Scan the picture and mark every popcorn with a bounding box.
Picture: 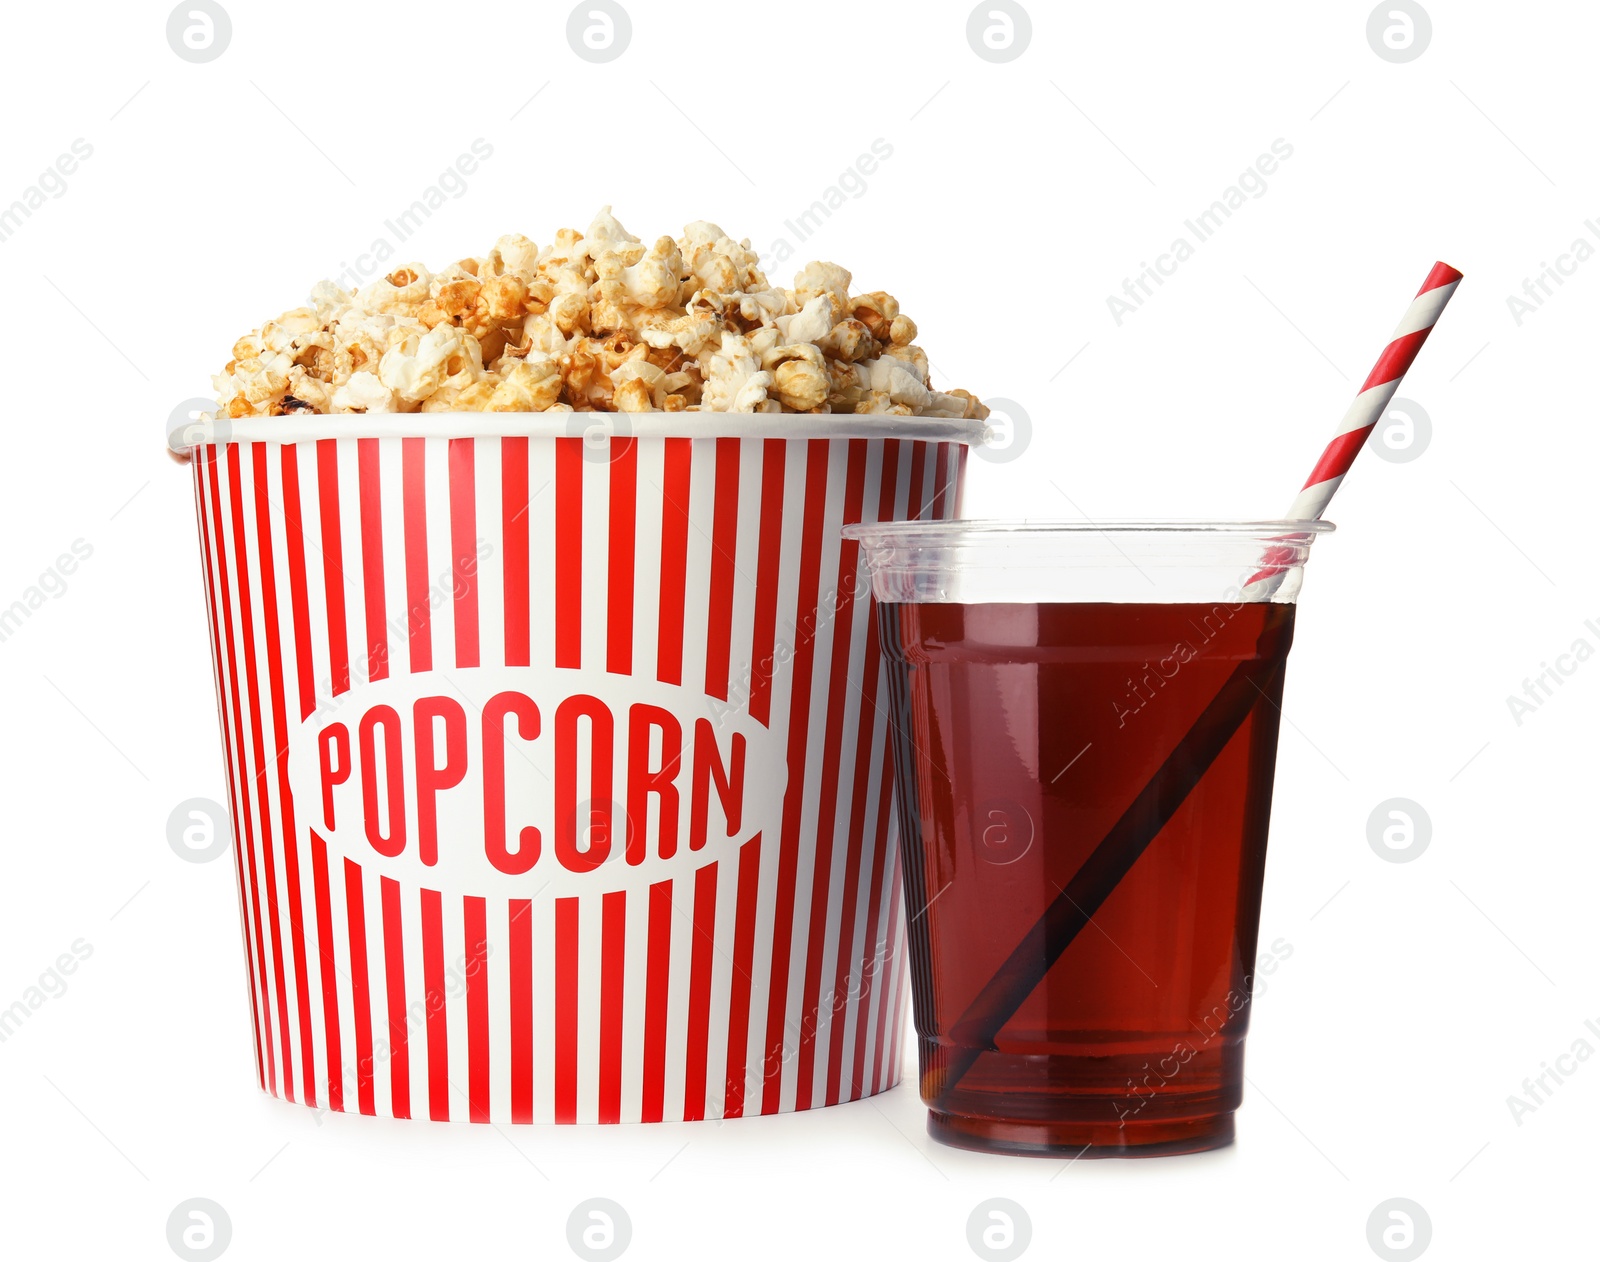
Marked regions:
[794,261,853,324]
[779,295,835,346]
[488,233,539,278]
[378,324,480,405]
[487,356,563,412]
[260,308,322,354]
[701,331,774,413]
[817,317,873,363]
[357,266,431,317]
[772,357,830,411]
[310,280,351,318]
[861,355,932,410]
[212,208,987,422]
[331,371,395,413]
[611,358,665,412]
[680,220,767,294]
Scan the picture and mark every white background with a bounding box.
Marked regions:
[0,1,1593,1259]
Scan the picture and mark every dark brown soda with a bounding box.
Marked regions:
[880,600,1296,1157]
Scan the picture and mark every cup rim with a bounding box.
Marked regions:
[843,517,1337,540]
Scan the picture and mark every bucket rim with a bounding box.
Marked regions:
[168,410,991,454]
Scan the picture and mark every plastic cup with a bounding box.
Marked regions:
[844,520,1332,1157]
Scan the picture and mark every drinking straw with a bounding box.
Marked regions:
[927,261,1463,1102]
[1244,261,1463,593]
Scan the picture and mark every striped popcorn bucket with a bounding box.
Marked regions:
[177,412,978,1123]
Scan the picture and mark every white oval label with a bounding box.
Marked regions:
[286,667,784,898]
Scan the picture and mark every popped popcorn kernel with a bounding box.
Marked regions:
[772,358,830,412]
[487,357,564,412]
[794,261,852,324]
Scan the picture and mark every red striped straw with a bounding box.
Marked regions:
[1246,260,1463,593]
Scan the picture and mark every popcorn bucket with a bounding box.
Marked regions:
[175,412,977,1123]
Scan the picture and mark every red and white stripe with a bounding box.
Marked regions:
[190,428,963,1122]
[1247,261,1462,593]
[1284,261,1462,523]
